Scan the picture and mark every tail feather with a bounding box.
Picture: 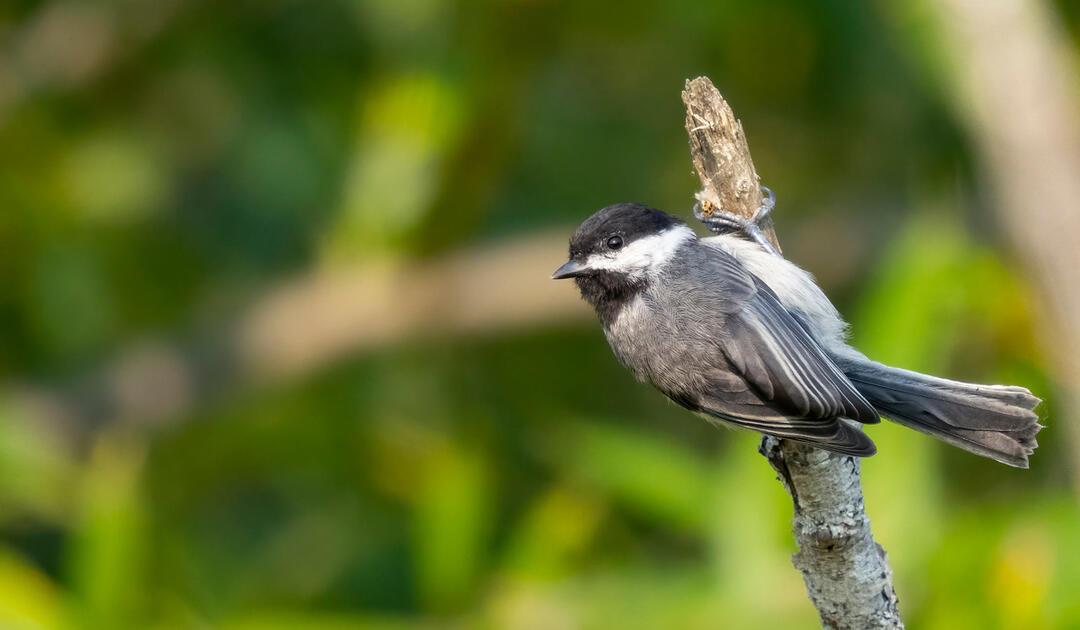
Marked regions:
[835,355,1042,468]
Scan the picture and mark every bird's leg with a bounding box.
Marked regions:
[693,186,781,257]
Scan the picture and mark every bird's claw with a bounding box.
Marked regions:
[693,186,780,257]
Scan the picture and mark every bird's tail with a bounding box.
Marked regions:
[834,354,1042,468]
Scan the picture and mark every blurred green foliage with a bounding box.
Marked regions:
[1,0,1078,629]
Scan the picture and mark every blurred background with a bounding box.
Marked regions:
[2,0,1080,628]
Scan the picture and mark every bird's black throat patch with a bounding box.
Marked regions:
[574,271,646,325]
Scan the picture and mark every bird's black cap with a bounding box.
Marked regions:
[568,203,685,260]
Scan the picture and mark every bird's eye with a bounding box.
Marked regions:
[606,235,624,250]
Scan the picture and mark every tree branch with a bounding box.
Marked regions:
[681,76,903,629]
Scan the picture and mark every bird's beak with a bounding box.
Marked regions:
[551,259,588,279]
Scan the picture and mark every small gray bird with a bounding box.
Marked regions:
[552,203,1042,467]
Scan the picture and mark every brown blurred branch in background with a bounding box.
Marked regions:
[931,0,1080,493]
[6,232,590,434]
[682,77,903,629]
[240,232,590,379]
[0,0,187,123]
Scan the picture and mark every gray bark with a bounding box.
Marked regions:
[682,76,903,629]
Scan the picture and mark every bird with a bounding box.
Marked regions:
[551,201,1042,467]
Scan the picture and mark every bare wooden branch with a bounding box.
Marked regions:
[682,79,780,253]
[682,76,903,629]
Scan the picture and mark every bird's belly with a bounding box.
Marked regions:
[604,298,727,397]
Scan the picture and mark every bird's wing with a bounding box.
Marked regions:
[672,365,877,456]
[719,273,880,424]
[665,247,879,454]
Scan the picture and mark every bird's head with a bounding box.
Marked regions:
[552,203,694,313]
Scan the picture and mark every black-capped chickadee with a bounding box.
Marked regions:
[552,202,1042,467]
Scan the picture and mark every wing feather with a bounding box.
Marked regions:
[712,267,879,424]
[662,246,880,456]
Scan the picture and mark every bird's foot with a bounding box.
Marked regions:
[693,186,780,257]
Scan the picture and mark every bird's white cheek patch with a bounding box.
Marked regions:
[585,225,694,277]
